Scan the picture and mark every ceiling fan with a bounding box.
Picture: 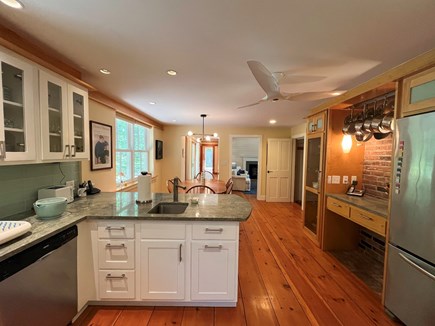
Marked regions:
[237,60,344,109]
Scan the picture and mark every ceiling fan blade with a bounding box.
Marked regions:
[284,91,344,101]
[247,61,279,97]
[236,100,263,109]
[273,73,326,84]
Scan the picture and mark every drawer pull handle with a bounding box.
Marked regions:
[106,273,126,279]
[205,227,223,232]
[398,253,435,281]
[205,245,223,250]
[359,214,373,221]
[332,203,342,208]
[105,226,126,231]
[106,243,125,248]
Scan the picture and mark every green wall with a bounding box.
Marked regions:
[0,162,81,219]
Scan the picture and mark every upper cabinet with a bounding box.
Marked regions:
[401,66,435,117]
[307,111,326,134]
[39,70,89,160]
[0,52,37,162]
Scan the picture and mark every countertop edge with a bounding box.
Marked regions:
[326,193,388,218]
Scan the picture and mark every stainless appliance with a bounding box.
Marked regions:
[38,185,74,203]
[385,111,435,325]
[0,225,78,326]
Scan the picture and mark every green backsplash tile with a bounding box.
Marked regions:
[0,162,81,219]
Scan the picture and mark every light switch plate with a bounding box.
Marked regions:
[343,176,349,184]
[332,175,340,184]
[327,176,332,184]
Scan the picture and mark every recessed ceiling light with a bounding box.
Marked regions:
[332,91,344,96]
[99,68,111,75]
[269,119,277,124]
[149,101,156,105]
[0,0,24,9]
[167,69,177,76]
[172,119,177,122]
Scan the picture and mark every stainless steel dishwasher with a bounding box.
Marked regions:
[0,225,78,326]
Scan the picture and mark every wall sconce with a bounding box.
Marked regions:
[342,134,352,153]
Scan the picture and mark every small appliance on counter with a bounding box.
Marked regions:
[38,185,74,203]
[346,180,365,197]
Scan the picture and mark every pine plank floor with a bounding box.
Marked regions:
[73,194,398,326]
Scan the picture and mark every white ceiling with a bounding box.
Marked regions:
[1,0,434,127]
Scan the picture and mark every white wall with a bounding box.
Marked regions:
[231,137,260,168]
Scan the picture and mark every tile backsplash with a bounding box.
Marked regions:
[0,162,81,219]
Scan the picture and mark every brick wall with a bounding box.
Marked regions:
[359,229,386,263]
[362,135,392,199]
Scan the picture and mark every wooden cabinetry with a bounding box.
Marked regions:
[39,70,89,160]
[0,51,36,162]
[307,111,326,134]
[191,223,238,301]
[401,66,435,117]
[96,222,136,299]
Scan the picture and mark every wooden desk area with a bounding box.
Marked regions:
[323,194,388,251]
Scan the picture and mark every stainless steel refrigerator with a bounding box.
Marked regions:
[385,111,435,325]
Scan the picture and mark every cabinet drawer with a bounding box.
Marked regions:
[98,222,135,239]
[98,239,135,269]
[349,207,386,236]
[192,223,238,240]
[326,197,350,218]
[140,221,186,239]
[98,270,135,299]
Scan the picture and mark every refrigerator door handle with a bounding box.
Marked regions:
[398,252,435,281]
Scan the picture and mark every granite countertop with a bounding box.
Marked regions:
[0,192,252,262]
[326,193,388,218]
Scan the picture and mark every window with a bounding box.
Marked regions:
[116,118,151,186]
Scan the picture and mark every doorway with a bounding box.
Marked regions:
[294,138,304,205]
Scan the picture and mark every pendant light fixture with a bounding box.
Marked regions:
[187,114,218,143]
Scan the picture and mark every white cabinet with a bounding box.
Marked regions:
[140,221,186,300]
[191,222,238,302]
[95,221,136,300]
[140,240,185,300]
[0,51,36,162]
[39,70,89,160]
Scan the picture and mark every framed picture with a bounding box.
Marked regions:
[90,121,113,170]
[156,140,163,160]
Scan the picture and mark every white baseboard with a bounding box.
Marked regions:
[257,194,266,200]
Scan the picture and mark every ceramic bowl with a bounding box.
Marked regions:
[33,197,67,219]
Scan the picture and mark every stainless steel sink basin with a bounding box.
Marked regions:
[147,202,188,214]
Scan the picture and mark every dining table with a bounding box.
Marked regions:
[181,179,227,194]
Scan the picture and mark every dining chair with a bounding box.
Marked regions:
[226,181,233,194]
[166,179,174,193]
[195,171,215,180]
[186,185,216,194]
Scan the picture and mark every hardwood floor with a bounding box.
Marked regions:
[73,194,398,326]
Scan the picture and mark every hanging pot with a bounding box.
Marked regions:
[380,111,394,132]
[373,132,391,140]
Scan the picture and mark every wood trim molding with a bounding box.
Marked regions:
[0,23,95,90]
[90,91,164,129]
[310,48,435,114]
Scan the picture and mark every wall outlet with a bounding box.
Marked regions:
[351,176,357,182]
[343,176,349,184]
[66,180,75,189]
[332,175,341,184]
[327,175,332,184]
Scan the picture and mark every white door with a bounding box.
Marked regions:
[191,241,237,301]
[140,240,185,300]
[266,138,292,202]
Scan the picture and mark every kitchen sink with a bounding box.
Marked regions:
[147,202,188,214]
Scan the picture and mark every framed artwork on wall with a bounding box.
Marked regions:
[90,120,113,170]
[156,140,163,160]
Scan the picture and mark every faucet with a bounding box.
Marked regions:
[172,177,186,202]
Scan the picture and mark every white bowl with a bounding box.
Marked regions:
[33,197,68,219]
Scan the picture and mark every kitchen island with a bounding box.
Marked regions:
[0,192,252,310]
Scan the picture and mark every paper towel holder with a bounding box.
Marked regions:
[136,172,153,204]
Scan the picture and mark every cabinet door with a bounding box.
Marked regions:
[39,70,69,160]
[401,66,435,116]
[307,111,326,134]
[191,241,237,301]
[0,53,36,161]
[68,85,89,159]
[140,240,185,300]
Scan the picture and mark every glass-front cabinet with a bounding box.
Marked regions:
[0,52,36,162]
[303,133,324,243]
[40,70,88,160]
